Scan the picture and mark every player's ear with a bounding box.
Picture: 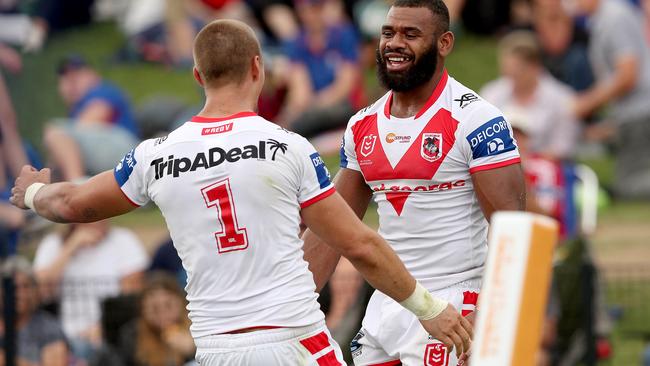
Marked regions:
[251,55,263,82]
[193,67,205,87]
[438,31,454,58]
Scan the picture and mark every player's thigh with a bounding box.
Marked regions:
[398,283,480,366]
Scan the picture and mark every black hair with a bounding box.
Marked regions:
[392,0,450,33]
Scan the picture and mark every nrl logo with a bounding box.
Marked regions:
[425,343,449,366]
[421,133,443,162]
[360,134,377,157]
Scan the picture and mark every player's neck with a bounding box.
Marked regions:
[200,87,258,118]
[390,68,445,119]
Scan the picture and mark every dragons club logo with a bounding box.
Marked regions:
[360,134,377,157]
[421,133,443,162]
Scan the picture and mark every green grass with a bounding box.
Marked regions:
[5,22,201,149]
[447,33,499,90]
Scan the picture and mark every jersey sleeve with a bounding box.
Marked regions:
[339,120,360,171]
[459,103,521,174]
[113,141,151,206]
[296,138,335,208]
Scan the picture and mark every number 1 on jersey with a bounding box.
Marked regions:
[201,179,249,253]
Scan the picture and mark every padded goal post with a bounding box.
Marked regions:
[472,211,559,366]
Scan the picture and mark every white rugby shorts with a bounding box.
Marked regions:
[195,320,346,366]
[351,279,480,366]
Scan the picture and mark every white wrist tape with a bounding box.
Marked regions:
[400,282,448,320]
[24,182,45,210]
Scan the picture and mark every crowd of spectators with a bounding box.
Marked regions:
[1,0,650,365]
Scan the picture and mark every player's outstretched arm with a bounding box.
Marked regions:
[472,163,526,222]
[302,191,472,357]
[302,168,372,292]
[10,166,137,223]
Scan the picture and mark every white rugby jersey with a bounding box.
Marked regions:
[340,70,520,291]
[114,112,334,337]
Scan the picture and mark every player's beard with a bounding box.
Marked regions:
[376,43,438,92]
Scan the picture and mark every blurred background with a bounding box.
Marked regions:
[0,0,649,365]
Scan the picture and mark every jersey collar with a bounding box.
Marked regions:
[190,111,257,123]
[383,69,449,119]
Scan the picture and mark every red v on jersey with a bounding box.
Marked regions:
[351,109,459,216]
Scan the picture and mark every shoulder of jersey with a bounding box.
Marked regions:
[347,92,391,127]
[447,76,502,124]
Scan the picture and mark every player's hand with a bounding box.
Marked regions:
[10,166,51,209]
[419,304,473,358]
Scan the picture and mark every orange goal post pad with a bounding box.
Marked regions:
[471,211,559,366]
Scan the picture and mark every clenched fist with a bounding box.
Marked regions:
[10,165,51,209]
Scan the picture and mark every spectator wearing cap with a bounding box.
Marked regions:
[43,55,139,181]
[277,0,363,138]
[481,31,581,161]
[570,0,650,199]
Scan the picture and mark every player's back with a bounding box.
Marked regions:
[115,112,333,336]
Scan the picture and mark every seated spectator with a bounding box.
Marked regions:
[570,0,650,199]
[43,55,139,182]
[0,256,70,366]
[117,272,194,366]
[33,220,148,362]
[277,0,363,138]
[508,111,573,239]
[119,0,252,66]
[532,0,594,92]
[481,30,580,160]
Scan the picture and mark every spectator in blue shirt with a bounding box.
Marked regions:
[277,0,363,138]
[44,55,139,181]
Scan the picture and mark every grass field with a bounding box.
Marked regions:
[7,21,650,366]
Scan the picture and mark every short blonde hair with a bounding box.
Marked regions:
[193,19,261,88]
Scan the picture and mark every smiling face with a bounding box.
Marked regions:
[376,6,442,92]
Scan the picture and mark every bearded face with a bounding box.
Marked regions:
[376,41,439,92]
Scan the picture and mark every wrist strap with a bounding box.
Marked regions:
[399,282,448,320]
[24,182,45,210]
